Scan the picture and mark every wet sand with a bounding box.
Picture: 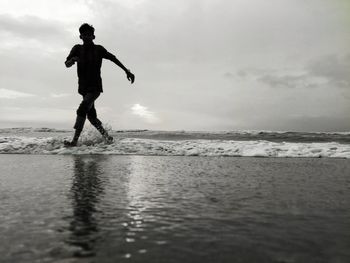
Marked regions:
[0,155,349,263]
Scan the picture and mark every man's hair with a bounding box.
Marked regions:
[79,23,95,35]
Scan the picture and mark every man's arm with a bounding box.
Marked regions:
[103,48,135,83]
[65,45,79,68]
[65,56,79,68]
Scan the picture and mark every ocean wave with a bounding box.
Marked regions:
[0,136,349,158]
[1,128,350,143]
[0,127,70,133]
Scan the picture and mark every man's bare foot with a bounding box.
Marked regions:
[64,140,77,147]
[104,135,114,143]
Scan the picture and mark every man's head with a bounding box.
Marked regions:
[79,23,95,43]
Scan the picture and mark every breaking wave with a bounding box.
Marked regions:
[0,136,349,158]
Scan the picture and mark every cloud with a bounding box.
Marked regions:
[0,14,71,45]
[0,0,349,132]
[0,88,36,99]
[258,72,325,89]
[223,72,235,79]
[131,104,159,124]
[308,54,350,89]
[235,54,350,89]
[50,93,71,98]
[1,0,94,22]
[0,106,74,127]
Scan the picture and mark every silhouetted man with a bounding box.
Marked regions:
[64,23,135,147]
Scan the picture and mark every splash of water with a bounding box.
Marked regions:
[79,123,113,146]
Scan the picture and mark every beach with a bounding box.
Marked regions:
[1,0,349,261]
[1,154,349,263]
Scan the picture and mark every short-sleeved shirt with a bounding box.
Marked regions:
[66,43,116,94]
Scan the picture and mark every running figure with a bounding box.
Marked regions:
[64,23,135,147]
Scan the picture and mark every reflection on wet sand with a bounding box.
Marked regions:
[66,155,106,257]
[1,155,348,262]
[119,156,176,259]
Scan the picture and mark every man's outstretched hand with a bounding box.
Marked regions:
[126,70,135,84]
[65,56,79,68]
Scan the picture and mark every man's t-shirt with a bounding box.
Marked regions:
[66,43,116,94]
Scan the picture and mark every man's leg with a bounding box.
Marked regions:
[66,92,100,146]
[87,104,113,142]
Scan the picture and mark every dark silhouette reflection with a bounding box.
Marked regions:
[66,155,106,257]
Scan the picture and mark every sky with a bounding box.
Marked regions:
[0,0,349,132]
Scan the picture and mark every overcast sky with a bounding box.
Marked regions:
[0,0,349,131]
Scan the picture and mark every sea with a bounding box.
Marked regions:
[0,127,350,158]
[1,127,349,262]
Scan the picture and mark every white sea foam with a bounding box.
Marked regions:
[0,135,349,158]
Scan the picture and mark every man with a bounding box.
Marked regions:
[64,23,135,147]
